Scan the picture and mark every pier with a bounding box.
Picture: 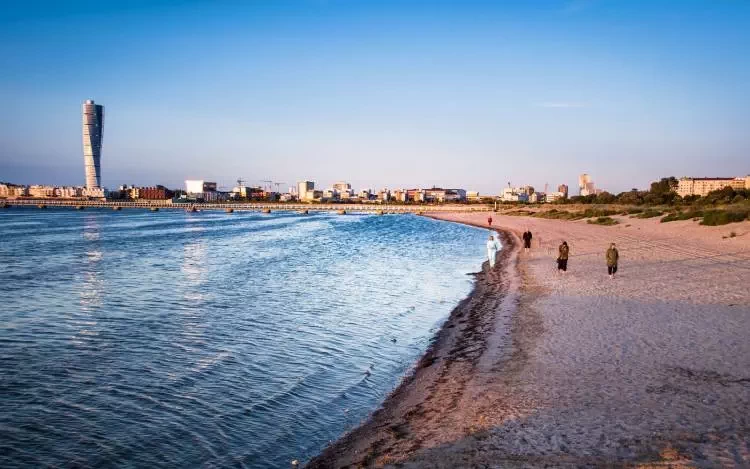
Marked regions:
[1,199,493,213]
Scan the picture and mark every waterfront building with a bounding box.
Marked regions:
[55,186,83,198]
[323,188,339,201]
[305,190,323,201]
[466,191,481,202]
[406,189,425,202]
[28,185,56,198]
[332,181,351,193]
[392,189,408,202]
[82,99,104,190]
[137,186,171,200]
[297,181,315,201]
[0,184,29,198]
[185,180,217,194]
[677,176,750,197]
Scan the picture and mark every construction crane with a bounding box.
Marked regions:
[273,182,286,193]
[260,180,273,192]
[236,178,245,188]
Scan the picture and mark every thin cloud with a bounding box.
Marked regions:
[536,102,587,108]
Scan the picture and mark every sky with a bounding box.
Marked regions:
[0,0,748,195]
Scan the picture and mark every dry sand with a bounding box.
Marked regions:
[308,214,750,468]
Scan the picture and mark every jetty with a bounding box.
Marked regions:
[1,199,493,213]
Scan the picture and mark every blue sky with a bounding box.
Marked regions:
[1,0,748,194]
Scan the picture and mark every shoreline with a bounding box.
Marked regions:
[308,213,750,467]
[307,220,522,467]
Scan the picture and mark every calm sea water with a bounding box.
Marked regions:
[0,207,487,468]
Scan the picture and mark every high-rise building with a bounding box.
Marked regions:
[82,99,104,189]
[557,184,569,197]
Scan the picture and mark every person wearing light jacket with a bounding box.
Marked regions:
[486,234,502,268]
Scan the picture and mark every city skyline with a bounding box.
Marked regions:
[1,1,749,193]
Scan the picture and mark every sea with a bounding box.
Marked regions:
[0,207,488,468]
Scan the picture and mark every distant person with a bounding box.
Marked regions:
[522,229,533,253]
[487,216,493,227]
[606,243,619,279]
[486,234,502,269]
[557,241,569,273]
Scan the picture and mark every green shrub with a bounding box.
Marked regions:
[635,209,663,219]
[661,210,704,223]
[700,210,749,226]
[587,216,619,226]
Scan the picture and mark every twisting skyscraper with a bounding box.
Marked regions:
[82,99,104,189]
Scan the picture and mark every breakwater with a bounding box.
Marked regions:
[1,199,492,213]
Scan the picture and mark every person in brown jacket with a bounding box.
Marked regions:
[557,241,569,273]
[606,243,619,279]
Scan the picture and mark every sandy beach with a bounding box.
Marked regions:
[308,213,750,468]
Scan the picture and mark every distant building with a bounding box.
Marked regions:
[137,186,171,200]
[0,184,29,197]
[423,188,466,203]
[404,189,424,202]
[332,181,351,192]
[28,185,56,198]
[297,181,315,201]
[56,186,82,198]
[546,191,566,203]
[466,191,481,202]
[677,176,750,197]
[530,192,546,203]
[185,180,217,194]
[82,99,104,190]
[557,184,569,197]
[323,188,339,201]
[305,190,323,201]
[501,187,529,202]
[519,185,535,196]
[392,189,408,202]
[579,174,597,196]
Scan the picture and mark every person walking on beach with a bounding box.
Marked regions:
[522,229,533,254]
[606,243,619,279]
[487,216,493,227]
[486,234,502,269]
[557,241,569,273]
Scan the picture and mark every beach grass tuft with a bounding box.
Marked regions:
[587,216,619,226]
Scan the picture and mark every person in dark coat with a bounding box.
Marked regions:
[557,241,569,273]
[522,229,533,253]
[606,243,619,279]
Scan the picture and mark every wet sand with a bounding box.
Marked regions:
[308,214,750,468]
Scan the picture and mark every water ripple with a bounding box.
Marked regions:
[0,207,487,468]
